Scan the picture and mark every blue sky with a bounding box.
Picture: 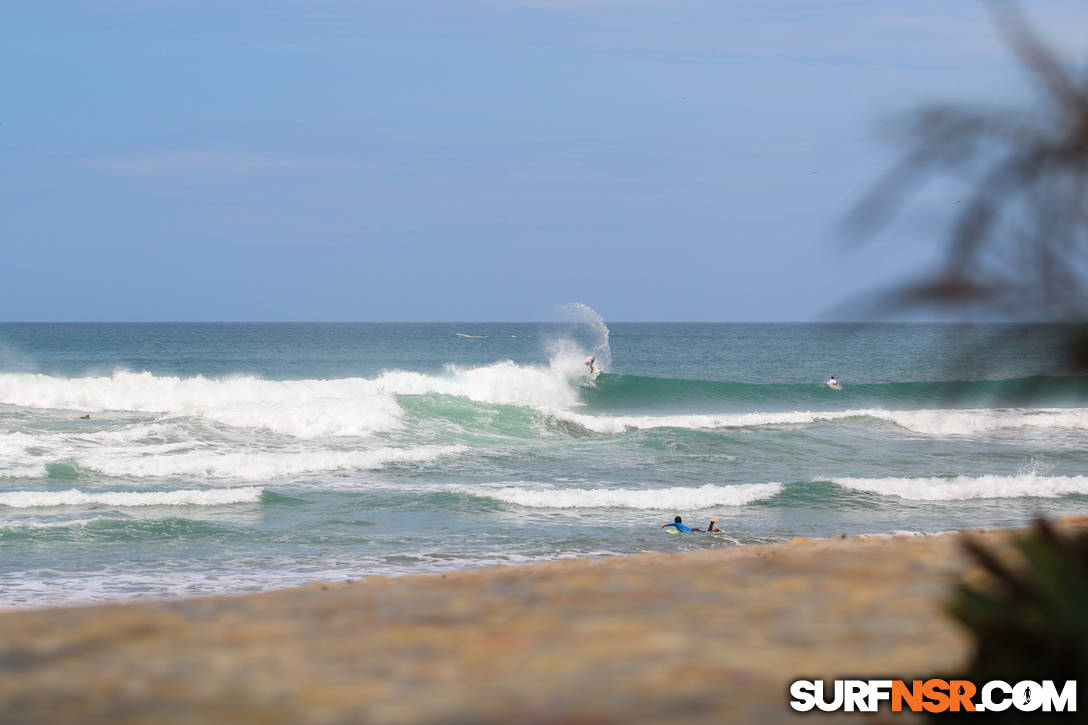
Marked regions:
[3,0,1087,321]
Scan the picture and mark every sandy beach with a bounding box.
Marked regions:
[4,520,1078,724]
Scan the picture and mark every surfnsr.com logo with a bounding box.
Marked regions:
[789,679,1076,713]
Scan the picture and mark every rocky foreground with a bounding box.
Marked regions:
[3,520,1080,724]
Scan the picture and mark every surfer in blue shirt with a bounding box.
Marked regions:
[661,515,693,532]
[662,516,723,532]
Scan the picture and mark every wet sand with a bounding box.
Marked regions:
[3,520,1080,724]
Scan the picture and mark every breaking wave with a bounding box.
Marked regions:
[465,482,784,509]
[832,473,1088,500]
[561,407,1088,436]
[0,487,264,508]
[3,368,1086,443]
[0,444,465,481]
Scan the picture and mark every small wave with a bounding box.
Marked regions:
[45,462,80,479]
[872,408,1088,435]
[0,421,467,480]
[561,407,1088,436]
[465,482,783,509]
[832,474,1088,501]
[563,410,842,433]
[0,517,109,531]
[72,444,466,480]
[0,487,264,508]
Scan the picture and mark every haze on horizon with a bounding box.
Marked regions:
[4,1,1087,322]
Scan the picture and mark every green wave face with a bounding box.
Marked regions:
[396,394,549,439]
[579,373,1088,414]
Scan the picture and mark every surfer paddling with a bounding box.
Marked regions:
[661,516,692,532]
[661,516,723,533]
[585,355,596,375]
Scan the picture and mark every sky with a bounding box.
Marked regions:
[3,0,1087,321]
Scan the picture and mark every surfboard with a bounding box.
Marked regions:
[827,382,842,390]
[455,333,487,339]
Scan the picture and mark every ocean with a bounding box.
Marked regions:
[2,312,1087,608]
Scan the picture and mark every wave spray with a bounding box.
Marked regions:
[552,302,612,375]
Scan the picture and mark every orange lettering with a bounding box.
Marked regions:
[949,680,976,712]
[922,679,950,713]
[892,680,924,712]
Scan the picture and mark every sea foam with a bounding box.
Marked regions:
[0,487,264,508]
[77,444,466,479]
[0,444,466,480]
[0,362,586,438]
[833,473,1088,500]
[561,407,1088,436]
[375,362,583,409]
[0,371,405,438]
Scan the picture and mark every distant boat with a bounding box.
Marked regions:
[456,332,487,339]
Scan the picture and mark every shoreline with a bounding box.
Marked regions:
[0,526,990,615]
[3,520,1083,723]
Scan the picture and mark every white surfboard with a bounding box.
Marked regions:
[827,382,842,390]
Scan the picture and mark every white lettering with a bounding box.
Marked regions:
[867,680,893,711]
[1041,680,1077,712]
[845,680,868,712]
[1014,680,1042,711]
[815,680,844,712]
[789,680,816,712]
[982,680,1012,712]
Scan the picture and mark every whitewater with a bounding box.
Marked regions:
[2,320,1087,608]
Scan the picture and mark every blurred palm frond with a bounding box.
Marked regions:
[848,1,1088,373]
